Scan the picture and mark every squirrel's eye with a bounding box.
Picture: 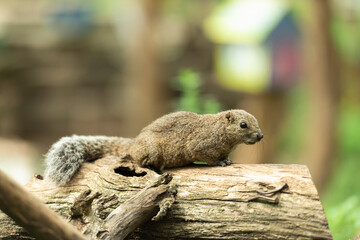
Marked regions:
[240,122,247,129]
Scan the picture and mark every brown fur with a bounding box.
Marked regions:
[127,110,263,171]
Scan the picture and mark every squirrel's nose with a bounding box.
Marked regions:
[257,132,264,141]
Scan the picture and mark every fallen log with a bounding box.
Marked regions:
[0,156,332,239]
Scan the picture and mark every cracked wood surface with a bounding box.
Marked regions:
[0,157,332,239]
[155,164,332,239]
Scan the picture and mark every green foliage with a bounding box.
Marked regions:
[323,105,360,239]
[174,69,221,114]
[338,105,360,158]
[324,196,360,240]
[331,16,360,66]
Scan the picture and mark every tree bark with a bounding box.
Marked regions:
[0,157,332,239]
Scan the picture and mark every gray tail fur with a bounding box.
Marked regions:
[44,135,128,185]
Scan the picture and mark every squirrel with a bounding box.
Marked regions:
[44,110,263,185]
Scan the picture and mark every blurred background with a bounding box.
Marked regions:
[0,0,359,238]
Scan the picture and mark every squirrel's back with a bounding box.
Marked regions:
[44,135,133,185]
[129,110,263,170]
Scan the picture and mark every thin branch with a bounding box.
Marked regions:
[0,169,87,240]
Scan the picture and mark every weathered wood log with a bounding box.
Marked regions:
[142,164,332,239]
[0,157,175,240]
[0,156,332,239]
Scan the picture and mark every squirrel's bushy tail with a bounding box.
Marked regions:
[44,135,132,185]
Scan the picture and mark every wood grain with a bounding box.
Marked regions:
[0,157,332,239]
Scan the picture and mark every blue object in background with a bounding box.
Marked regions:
[49,1,95,39]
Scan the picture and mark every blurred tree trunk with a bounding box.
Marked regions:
[121,0,167,136]
[301,0,340,191]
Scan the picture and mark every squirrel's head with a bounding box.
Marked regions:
[222,110,263,145]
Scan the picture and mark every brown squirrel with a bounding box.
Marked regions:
[44,110,263,185]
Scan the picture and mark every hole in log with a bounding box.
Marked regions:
[114,167,147,177]
[35,174,43,180]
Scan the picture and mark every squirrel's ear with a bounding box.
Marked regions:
[225,111,235,123]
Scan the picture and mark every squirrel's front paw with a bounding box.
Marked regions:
[219,159,232,167]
